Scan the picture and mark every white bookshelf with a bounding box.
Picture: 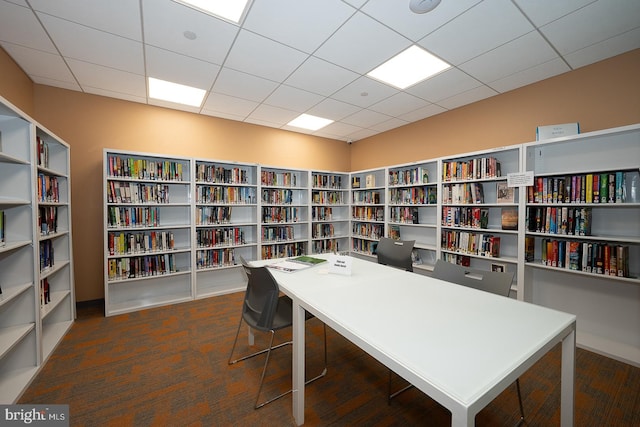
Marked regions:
[103,150,193,316]
[0,96,75,403]
[387,160,439,273]
[439,145,522,296]
[522,124,640,365]
[259,165,309,260]
[310,170,350,255]
[194,159,258,298]
[349,167,386,260]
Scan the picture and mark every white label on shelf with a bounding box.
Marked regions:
[507,171,533,187]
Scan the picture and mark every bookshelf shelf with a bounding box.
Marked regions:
[0,95,75,403]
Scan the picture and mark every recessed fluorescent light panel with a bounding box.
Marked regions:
[172,0,251,24]
[288,114,334,131]
[367,45,451,90]
[148,77,206,107]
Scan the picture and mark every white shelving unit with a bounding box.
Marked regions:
[522,124,640,365]
[259,165,309,260]
[387,160,438,273]
[194,159,258,298]
[310,171,350,255]
[35,127,75,361]
[439,145,522,296]
[100,125,639,365]
[0,95,74,403]
[350,167,386,260]
[104,150,193,316]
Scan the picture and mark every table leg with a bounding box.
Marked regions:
[451,409,473,427]
[292,300,306,425]
[561,327,576,427]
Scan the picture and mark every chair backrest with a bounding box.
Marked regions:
[238,256,281,331]
[432,259,514,297]
[376,237,415,272]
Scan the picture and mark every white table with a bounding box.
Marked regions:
[265,255,576,426]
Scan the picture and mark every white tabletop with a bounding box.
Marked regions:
[266,255,576,425]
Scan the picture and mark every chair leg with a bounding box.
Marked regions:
[515,378,525,425]
[228,317,290,365]
[388,369,414,404]
[306,323,328,384]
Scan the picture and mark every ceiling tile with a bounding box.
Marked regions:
[202,93,258,118]
[540,0,640,55]
[0,1,57,53]
[330,76,398,108]
[342,108,392,128]
[30,75,81,91]
[243,0,354,53]
[488,57,570,93]
[459,31,559,83]
[212,68,278,103]
[66,58,146,98]
[345,127,379,141]
[224,29,308,82]
[202,93,259,118]
[362,0,482,42]
[437,85,498,110]
[142,0,238,65]
[263,85,323,112]
[29,0,142,41]
[316,121,364,140]
[398,103,447,122]
[306,98,362,121]
[563,27,640,69]
[407,68,481,103]
[513,0,598,27]
[145,45,219,90]
[284,56,359,96]
[38,13,144,74]
[148,98,201,114]
[246,104,299,126]
[419,0,534,65]
[314,11,412,74]
[368,92,431,117]
[369,117,409,133]
[1,43,75,83]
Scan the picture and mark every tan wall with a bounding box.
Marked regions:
[1,46,638,302]
[351,49,640,170]
[0,47,34,115]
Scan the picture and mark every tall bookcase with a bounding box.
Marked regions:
[194,159,258,298]
[310,171,349,254]
[259,166,309,260]
[439,145,522,296]
[104,150,193,316]
[522,124,640,364]
[350,167,386,258]
[0,96,74,403]
[387,160,438,272]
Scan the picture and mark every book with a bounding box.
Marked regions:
[389,224,401,240]
[352,176,360,189]
[365,174,375,188]
[496,181,515,204]
[501,207,518,230]
[268,255,326,273]
[0,210,4,246]
[524,237,535,262]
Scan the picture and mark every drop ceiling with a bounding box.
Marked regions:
[1,0,638,142]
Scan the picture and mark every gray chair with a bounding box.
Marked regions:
[228,256,327,409]
[391,259,525,424]
[376,237,415,272]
